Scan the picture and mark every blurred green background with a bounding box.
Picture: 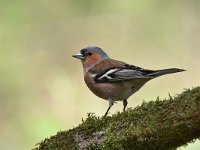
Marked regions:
[0,0,200,149]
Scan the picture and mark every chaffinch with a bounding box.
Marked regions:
[72,46,185,116]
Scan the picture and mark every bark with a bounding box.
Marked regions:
[33,87,200,150]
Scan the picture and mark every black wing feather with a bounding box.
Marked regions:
[95,64,155,82]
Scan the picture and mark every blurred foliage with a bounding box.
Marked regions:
[0,0,200,149]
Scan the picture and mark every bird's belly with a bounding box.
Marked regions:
[85,81,145,101]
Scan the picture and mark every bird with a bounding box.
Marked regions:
[72,46,185,116]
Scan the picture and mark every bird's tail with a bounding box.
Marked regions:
[149,68,185,78]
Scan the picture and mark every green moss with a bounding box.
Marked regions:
[33,87,200,150]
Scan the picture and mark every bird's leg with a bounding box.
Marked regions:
[104,99,113,117]
[123,99,128,111]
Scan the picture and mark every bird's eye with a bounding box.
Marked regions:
[88,52,92,56]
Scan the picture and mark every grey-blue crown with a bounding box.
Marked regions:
[82,46,109,59]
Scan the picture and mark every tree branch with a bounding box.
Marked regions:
[33,87,200,150]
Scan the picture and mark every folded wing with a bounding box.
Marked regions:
[95,67,153,82]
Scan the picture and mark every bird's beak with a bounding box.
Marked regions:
[72,53,84,60]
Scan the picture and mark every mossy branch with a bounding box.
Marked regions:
[34,87,200,150]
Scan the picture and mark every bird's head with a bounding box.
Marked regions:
[73,46,109,70]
